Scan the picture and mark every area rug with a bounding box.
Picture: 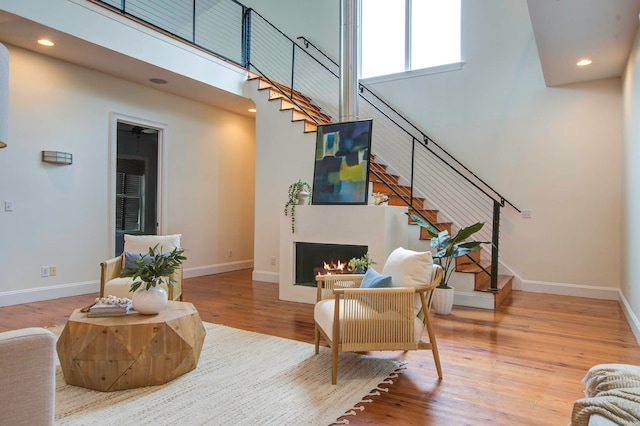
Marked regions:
[53,322,404,426]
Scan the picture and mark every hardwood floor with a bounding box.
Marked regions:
[2,269,639,425]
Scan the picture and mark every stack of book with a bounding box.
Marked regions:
[87,296,133,317]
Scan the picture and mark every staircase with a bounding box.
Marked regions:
[250,74,513,309]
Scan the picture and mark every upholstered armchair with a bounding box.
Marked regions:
[0,327,56,426]
[314,247,443,384]
[100,234,183,301]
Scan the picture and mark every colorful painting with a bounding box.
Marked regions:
[312,119,373,205]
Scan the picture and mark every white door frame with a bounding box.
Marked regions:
[109,112,168,257]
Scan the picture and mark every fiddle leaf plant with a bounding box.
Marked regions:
[283,179,312,233]
[121,244,187,292]
[406,212,491,289]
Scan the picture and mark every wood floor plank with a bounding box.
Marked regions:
[1,268,638,425]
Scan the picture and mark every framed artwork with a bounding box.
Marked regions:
[312,119,373,205]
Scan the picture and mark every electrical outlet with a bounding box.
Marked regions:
[271,256,276,265]
[228,249,233,258]
[41,266,50,277]
[4,200,13,212]
[50,265,57,276]
[522,209,533,219]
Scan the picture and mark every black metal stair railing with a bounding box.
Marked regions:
[88,0,520,291]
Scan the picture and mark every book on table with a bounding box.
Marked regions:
[87,299,133,317]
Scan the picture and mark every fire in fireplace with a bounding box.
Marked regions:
[295,242,368,287]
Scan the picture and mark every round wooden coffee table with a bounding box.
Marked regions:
[56,301,206,392]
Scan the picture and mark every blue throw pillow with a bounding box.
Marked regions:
[124,252,152,270]
[360,268,393,288]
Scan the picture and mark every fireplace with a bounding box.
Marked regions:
[295,242,368,287]
[279,204,408,304]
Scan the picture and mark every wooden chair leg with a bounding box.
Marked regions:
[314,325,320,354]
[424,311,443,379]
[331,343,339,384]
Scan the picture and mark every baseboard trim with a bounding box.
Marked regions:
[183,260,254,279]
[0,261,255,307]
[252,270,279,283]
[0,281,98,307]
[453,291,494,310]
[521,280,619,300]
[618,290,640,345]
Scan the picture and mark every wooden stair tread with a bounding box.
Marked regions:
[418,222,452,239]
[475,275,513,309]
[456,259,491,273]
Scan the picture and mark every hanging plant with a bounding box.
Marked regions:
[284,179,312,233]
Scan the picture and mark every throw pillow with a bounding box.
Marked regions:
[123,234,181,255]
[123,252,152,270]
[382,247,434,315]
[360,268,393,288]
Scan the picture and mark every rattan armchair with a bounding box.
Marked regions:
[314,265,443,384]
[99,234,183,301]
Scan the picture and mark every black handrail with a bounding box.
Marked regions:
[296,35,520,213]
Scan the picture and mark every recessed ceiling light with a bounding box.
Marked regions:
[149,78,168,84]
[37,39,54,47]
[577,59,592,67]
[248,108,257,113]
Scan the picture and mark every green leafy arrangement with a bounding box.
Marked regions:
[348,252,376,271]
[121,244,187,292]
[406,212,491,289]
[283,179,312,233]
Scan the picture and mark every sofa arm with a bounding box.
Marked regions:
[100,255,123,297]
[0,327,56,426]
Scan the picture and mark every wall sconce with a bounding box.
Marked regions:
[42,151,72,165]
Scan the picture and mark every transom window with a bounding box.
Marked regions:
[361,0,461,79]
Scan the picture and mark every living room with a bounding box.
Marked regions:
[1,0,640,424]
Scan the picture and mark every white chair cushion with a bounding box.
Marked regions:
[123,234,181,255]
[382,247,434,315]
[103,277,170,299]
[314,299,424,343]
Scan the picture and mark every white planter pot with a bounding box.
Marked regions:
[432,286,454,315]
[132,285,168,315]
[297,190,310,205]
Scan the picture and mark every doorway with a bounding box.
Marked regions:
[114,121,160,255]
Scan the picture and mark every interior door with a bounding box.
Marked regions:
[115,122,159,255]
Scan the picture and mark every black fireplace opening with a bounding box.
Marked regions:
[295,242,368,287]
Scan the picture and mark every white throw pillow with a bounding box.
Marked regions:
[382,247,434,315]
[123,234,181,255]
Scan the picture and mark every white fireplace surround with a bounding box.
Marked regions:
[279,205,408,304]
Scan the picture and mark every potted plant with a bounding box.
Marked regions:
[121,243,187,314]
[406,212,490,315]
[348,252,376,273]
[283,179,312,233]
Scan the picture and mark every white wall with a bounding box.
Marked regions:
[622,28,640,339]
[249,80,317,283]
[0,46,255,304]
[364,1,622,293]
[247,0,624,297]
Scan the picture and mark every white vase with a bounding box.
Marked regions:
[132,285,168,315]
[432,286,455,315]
[296,190,309,205]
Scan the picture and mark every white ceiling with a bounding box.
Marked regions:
[527,0,640,87]
[0,1,638,110]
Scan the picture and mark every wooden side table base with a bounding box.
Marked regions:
[57,301,206,392]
